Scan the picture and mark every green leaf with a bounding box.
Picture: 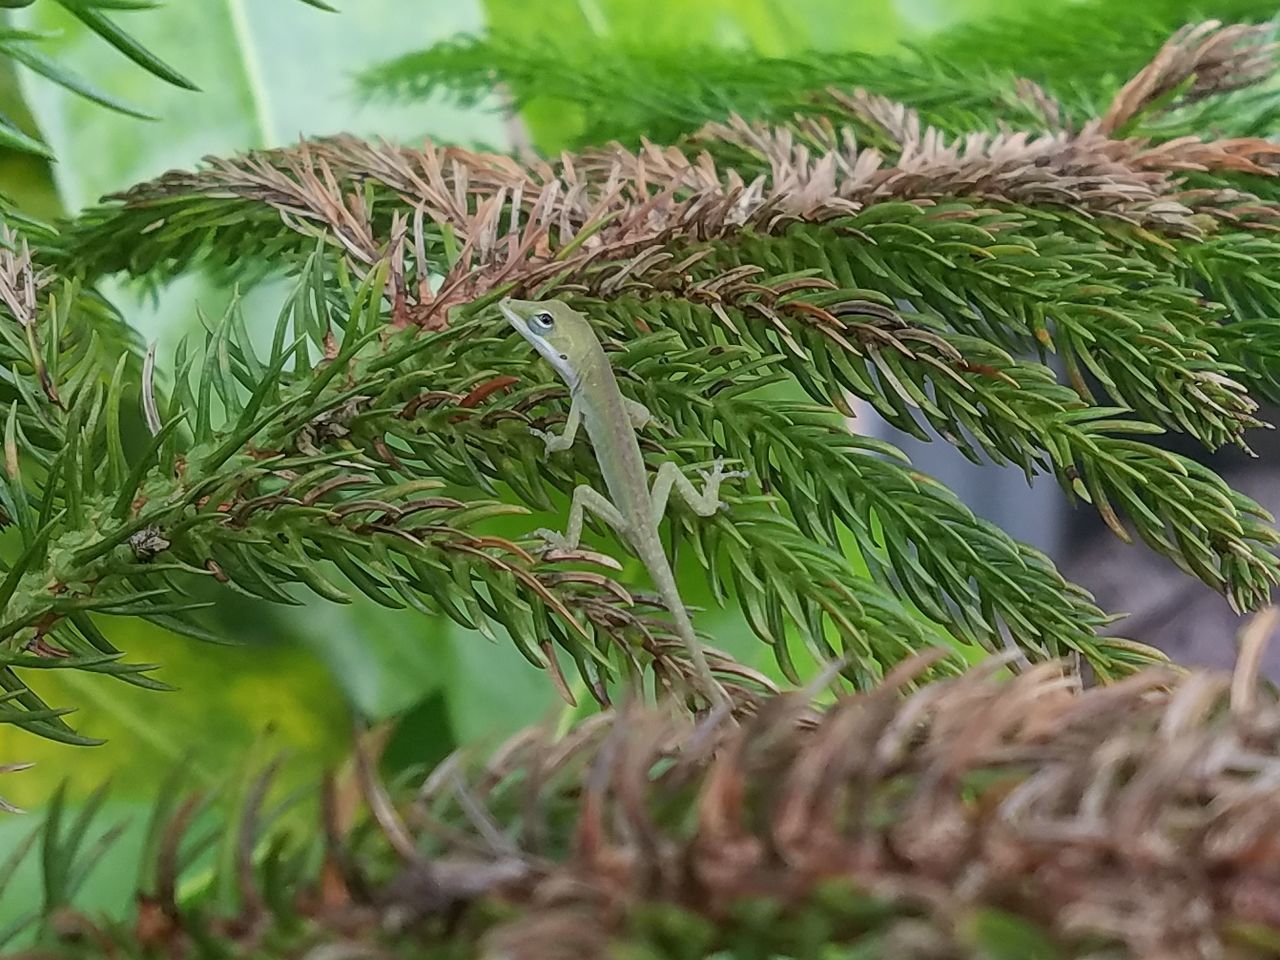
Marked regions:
[51,0,198,90]
[0,113,50,157]
[0,618,349,805]
[2,40,155,119]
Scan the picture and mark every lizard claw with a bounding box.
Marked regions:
[697,458,749,514]
[532,528,573,553]
[700,457,751,483]
[528,427,568,456]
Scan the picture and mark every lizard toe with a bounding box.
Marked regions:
[532,528,572,553]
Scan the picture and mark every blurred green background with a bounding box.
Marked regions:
[0,0,1032,926]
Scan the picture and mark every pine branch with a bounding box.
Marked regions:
[663,394,1142,676]
[55,116,1280,601]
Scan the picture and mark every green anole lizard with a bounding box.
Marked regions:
[498,297,745,710]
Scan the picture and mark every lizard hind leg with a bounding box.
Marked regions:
[648,457,750,526]
[533,483,629,553]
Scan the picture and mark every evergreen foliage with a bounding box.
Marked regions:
[0,0,1279,954]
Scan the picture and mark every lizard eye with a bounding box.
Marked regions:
[530,311,555,332]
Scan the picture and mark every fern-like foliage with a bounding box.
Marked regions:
[5,20,1280,740]
[5,654,1280,957]
[356,0,1280,148]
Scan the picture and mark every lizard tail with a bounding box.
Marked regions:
[643,549,731,711]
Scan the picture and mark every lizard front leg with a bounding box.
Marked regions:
[623,396,652,430]
[649,458,749,526]
[530,396,582,454]
[534,484,628,552]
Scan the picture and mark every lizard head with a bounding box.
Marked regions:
[498,297,594,384]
